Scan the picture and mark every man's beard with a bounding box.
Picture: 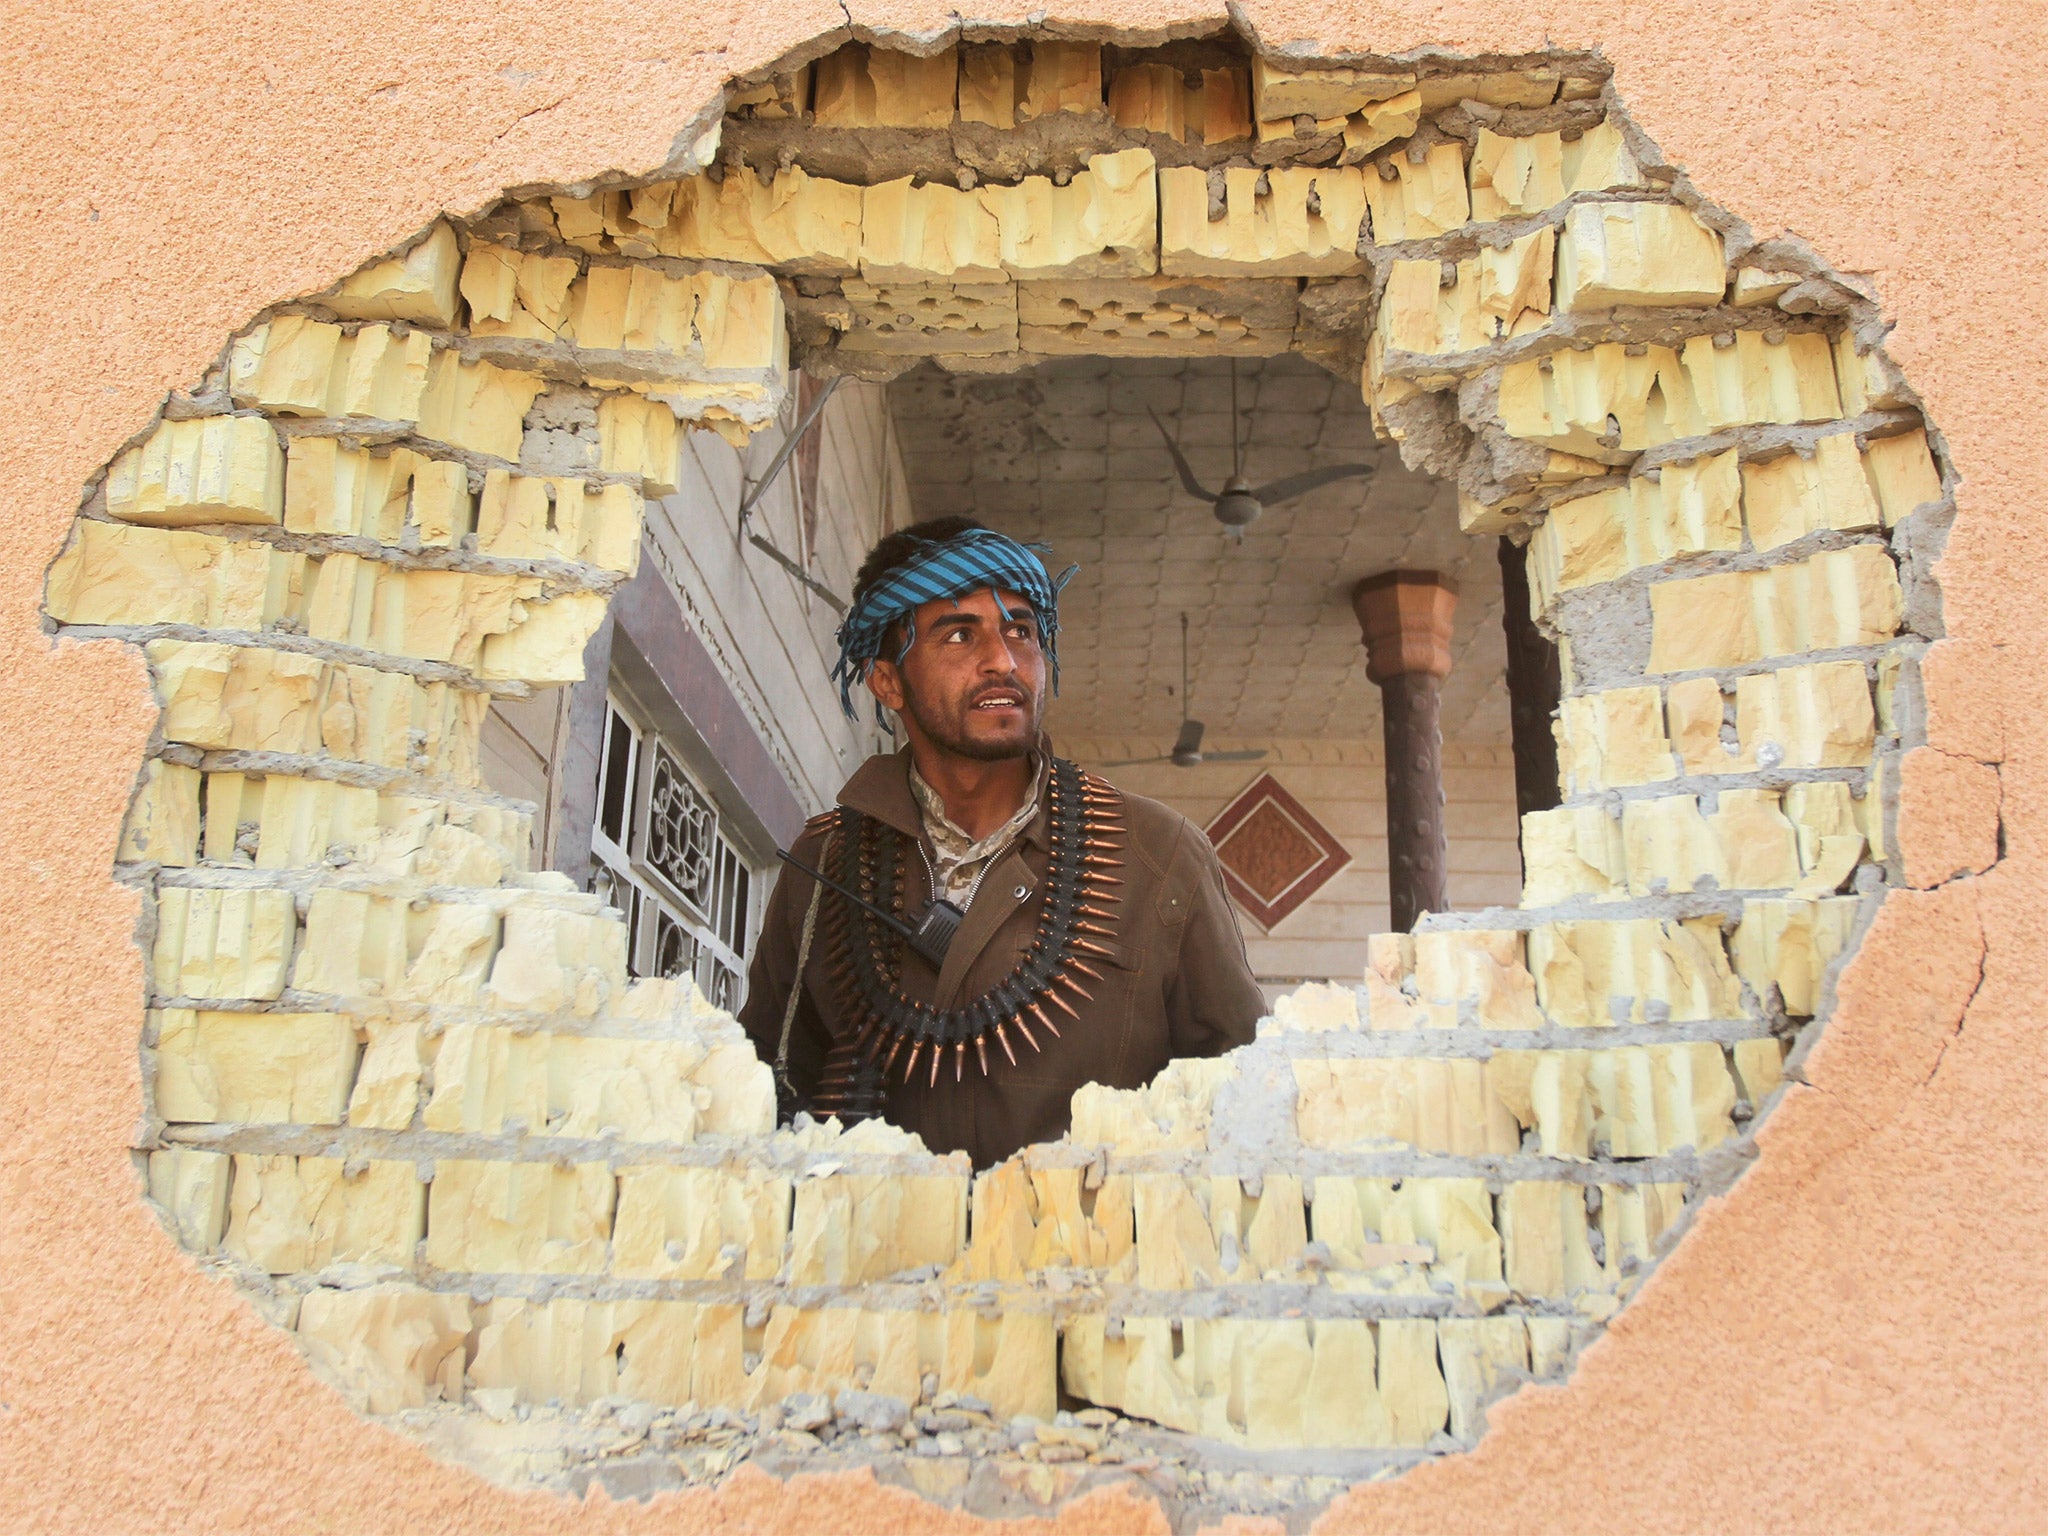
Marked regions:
[899,675,1039,762]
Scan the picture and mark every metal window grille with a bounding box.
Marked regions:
[588,694,759,1008]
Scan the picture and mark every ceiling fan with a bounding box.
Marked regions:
[1103,614,1270,769]
[1148,358,1377,535]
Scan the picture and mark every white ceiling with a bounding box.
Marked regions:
[886,353,1512,750]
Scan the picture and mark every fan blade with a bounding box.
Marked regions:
[1250,463,1376,506]
[1200,749,1268,761]
[1147,409,1220,503]
[1172,718,1206,757]
[1098,754,1175,767]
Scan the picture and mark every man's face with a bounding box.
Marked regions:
[867,587,1046,762]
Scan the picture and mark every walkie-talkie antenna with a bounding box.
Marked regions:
[776,848,964,968]
[777,850,920,944]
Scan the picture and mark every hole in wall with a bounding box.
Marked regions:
[62,18,1958,1530]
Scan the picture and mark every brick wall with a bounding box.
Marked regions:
[55,33,1952,1525]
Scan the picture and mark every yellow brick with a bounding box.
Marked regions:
[1067,1055,1236,1151]
[1742,434,1883,550]
[331,325,435,420]
[1341,89,1421,158]
[1161,163,1366,278]
[1106,62,1188,137]
[1468,123,1640,220]
[1731,895,1859,1016]
[467,1296,616,1405]
[425,1159,613,1274]
[614,1166,791,1281]
[296,1285,468,1413]
[1598,1181,1685,1281]
[477,589,607,684]
[1500,1181,1601,1299]
[151,886,299,1000]
[1469,129,1565,220]
[1560,123,1643,193]
[284,438,440,542]
[1680,330,1841,429]
[861,177,1004,283]
[1731,1036,1786,1103]
[1647,545,1902,672]
[1519,803,1627,906]
[224,1153,422,1272]
[1665,676,1730,775]
[1528,450,1741,607]
[1418,68,1560,111]
[148,1146,230,1249]
[1833,329,1909,414]
[1489,1049,1594,1157]
[596,393,680,495]
[1862,428,1944,525]
[1619,794,1721,895]
[1731,268,1800,306]
[346,1015,423,1129]
[1556,201,1725,310]
[981,148,1157,279]
[1556,685,1675,792]
[1438,1317,1530,1442]
[459,241,580,340]
[415,351,543,461]
[1711,787,1804,889]
[1783,780,1864,870]
[1251,57,1413,120]
[958,44,1019,128]
[1298,1319,1393,1447]
[1362,142,1470,242]
[1293,1058,1519,1154]
[1497,342,1700,455]
[228,317,432,421]
[1018,41,1100,118]
[118,759,202,865]
[1132,1175,1224,1288]
[228,314,341,413]
[1587,1041,1736,1154]
[662,163,862,272]
[47,522,286,631]
[106,416,285,527]
[1527,916,1741,1026]
[154,1007,354,1120]
[479,902,629,1013]
[324,222,461,328]
[813,43,957,129]
[1414,929,1545,1028]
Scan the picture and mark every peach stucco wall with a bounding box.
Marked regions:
[2,2,2042,1530]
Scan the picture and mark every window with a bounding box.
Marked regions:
[588,696,759,1010]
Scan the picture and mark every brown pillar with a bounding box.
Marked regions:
[1496,537,1563,822]
[1352,571,1459,933]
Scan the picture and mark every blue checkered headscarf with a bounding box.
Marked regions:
[832,527,1078,721]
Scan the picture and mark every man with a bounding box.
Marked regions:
[738,516,1263,1168]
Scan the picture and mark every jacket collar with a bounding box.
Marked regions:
[837,738,1054,853]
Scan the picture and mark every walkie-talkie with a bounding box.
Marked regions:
[777,849,964,969]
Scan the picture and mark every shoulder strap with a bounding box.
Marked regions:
[773,824,832,1111]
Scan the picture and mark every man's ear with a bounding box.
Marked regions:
[866,657,906,713]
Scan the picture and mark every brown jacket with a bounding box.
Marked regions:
[738,746,1263,1167]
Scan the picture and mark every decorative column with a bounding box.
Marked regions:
[1352,571,1460,933]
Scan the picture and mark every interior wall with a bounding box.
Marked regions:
[0,4,2040,1534]
[1076,743,1523,988]
[481,378,913,866]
